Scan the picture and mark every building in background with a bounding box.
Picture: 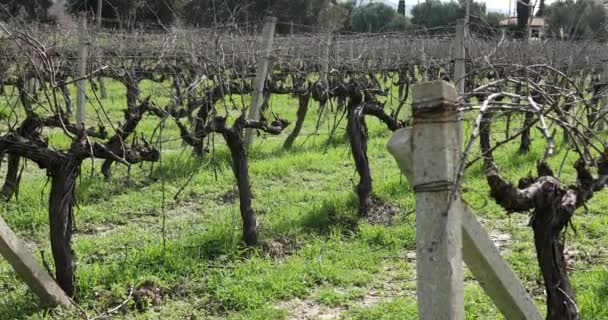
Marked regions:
[498,16,546,39]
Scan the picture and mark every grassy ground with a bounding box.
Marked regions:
[0,78,607,319]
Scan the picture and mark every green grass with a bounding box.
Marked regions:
[0,77,607,320]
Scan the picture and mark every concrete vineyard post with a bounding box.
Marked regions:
[96,0,107,99]
[244,17,277,148]
[411,81,464,320]
[0,216,71,307]
[76,13,88,129]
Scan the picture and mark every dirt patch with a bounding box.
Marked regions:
[134,280,164,311]
[217,188,239,204]
[576,246,608,266]
[261,236,301,258]
[79,225,115,235]
[277,298,345,320]
[277,256,415,319]
[564,247,578,271]
[366,199,401,226]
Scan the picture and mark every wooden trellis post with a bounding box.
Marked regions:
[388,80,542,320]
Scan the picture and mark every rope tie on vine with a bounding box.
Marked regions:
[413,180,454,193]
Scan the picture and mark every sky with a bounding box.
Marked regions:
[380,0,558,15]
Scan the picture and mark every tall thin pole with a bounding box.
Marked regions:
[76,13,89,129]
[96,0,107,99]
[96,0,102,26]
[454,20,466,95]
[465,0,471,25]
[321,32,332,86]
[244,17,277,148]
[454,19,466,146]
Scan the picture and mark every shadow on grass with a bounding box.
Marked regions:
[297,195,360,235]
[74,226,243,300]
[76,153,215,205]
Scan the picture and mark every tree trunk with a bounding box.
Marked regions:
[2,115,44,200]
[220,124,257,246]
[60,84,73,116]
[392,80,410,119]
[486,162,588,320]
[283,92,311,149]
[560,104,573,144]
[192,102,211,156]
[1,154,20,201]
[347,103,372,216]
[48,158,79,296]
[18,80,34,117]
[100,103,146,179]
[480,112,493,169]
[172,75,183,106]
[532,207,578,320]
[126,80,140,110]
[519,112,533,154]
[101,79,141,179]
[505,113,511,140]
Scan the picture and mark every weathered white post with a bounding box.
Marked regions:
[420,40,428,82]
[411,81,464,319]
[454,19,466,144]
[454,19,466,94]
[244,16,277,148]
[460,204,543,319]
[388,81,542,319]
[76,13,89,129]
[96,0,107,99]
[0,216,71,307]
[96,0,103,31]
[320,32,332,86]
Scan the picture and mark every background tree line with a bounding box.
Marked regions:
[0,0,606,39]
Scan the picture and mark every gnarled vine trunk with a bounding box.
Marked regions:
[486,160,600,320]
[1,154,20,200]
[101,103,147,179]
[283,91,311,149]
[479,112,493,169]
[532,204,578,320]
[48,158,79,296]
[519,112,533,153]
[347,103,372,216]
[215,118,257,246]
[100,76,145,178]
[2,115,43,200]
[60,85,73,116]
